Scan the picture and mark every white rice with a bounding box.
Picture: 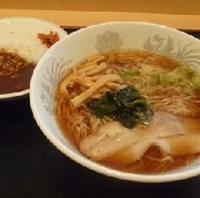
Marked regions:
[0,17,67,63]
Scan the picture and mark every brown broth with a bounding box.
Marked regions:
[56,115,200,174]
[100,146,199,174]
[54,49,200,174]
[56,116,79,148]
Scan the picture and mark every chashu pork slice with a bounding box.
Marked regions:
[80,111,187,161]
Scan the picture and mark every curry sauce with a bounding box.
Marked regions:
[0,50,36,94]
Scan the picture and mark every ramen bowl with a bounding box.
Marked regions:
[0,16,67,101]
[30,21,200,183]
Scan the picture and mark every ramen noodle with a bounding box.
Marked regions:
[54,49,200,174]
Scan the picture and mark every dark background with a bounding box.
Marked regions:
[0,29,200,198]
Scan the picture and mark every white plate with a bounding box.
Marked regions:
[0,16,68,101]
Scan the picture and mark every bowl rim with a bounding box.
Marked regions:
[30,21,200,183]
[0,16,67,101]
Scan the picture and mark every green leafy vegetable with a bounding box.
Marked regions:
[120,64,200,95]
[192,77,200,90]
[154,74,162,84]
[87,85,153,129]
[123,69,141,77]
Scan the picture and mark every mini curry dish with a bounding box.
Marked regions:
[54,49,200,174]
[0,31,60,94]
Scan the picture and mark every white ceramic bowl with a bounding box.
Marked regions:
[0,16,67,101]
[30,22,200,183]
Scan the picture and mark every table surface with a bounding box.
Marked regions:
[1,30,200,198]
